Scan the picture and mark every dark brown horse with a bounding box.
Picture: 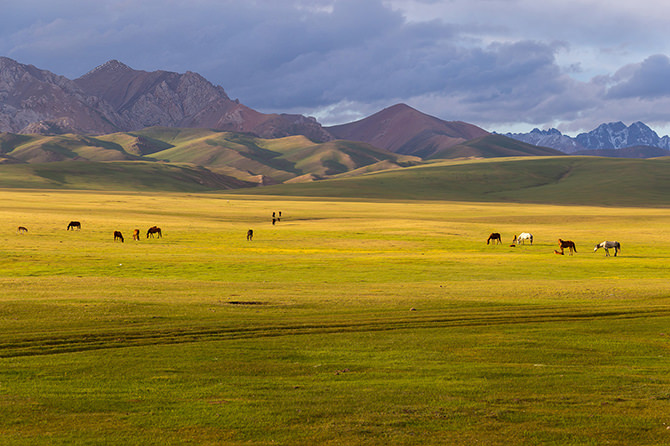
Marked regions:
[17,226,28,233]
[487,232,502,244]
[247,229,253,241]
[147,226,162,238]
[132,229,140,241]
[114,231,124,243]
[67,221,81,230]
[558,239,577,255]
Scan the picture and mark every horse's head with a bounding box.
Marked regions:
[593,244,600,252]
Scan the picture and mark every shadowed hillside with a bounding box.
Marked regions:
[0,127,419,188]
[0,161,254,191]
[428,134,564,159]
[232,156,670,207]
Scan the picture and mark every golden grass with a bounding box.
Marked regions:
[1,189,670,444]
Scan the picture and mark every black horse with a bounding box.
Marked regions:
[67,221,81,230]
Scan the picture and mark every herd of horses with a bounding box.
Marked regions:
[113,226,163,242]
[17,222,163,243]
[12,221,622,256]
[487,232,621,256]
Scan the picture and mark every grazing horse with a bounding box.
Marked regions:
[594,241,621,256]
[147,226,162,238]
[67,221,81,231]
[514,233,533,245]
[132,229,140,241]
[487,232,502,245]
[247,229,253,241]
[558,239,577,255]
[17,226,28,233]
[114,231,124,243]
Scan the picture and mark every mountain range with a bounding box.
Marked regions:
[0,57,566,162]
[506,121,670,153]
[2,55,669,195]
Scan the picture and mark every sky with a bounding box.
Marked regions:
[2,0,670,135]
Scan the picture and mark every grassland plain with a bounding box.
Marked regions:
[0,189,669,445]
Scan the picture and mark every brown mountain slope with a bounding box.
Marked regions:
[74,60,333,142]
[326,103,489,157]
[0,57,123,134]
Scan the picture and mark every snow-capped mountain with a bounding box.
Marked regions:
[506,122,670,153]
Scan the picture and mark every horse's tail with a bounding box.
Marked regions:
[573,244,577,253]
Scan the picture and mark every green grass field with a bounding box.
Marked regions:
[1,189,669,445]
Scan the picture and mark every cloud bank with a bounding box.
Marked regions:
[2,0,670,134]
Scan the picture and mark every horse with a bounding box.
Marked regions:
[558,239,577,255]
[17,226,28,233]
[132,229,140,241]
[67,221,81,231]
[487,232,502,245]
[247,229,253,241]
[114,231,124,243]
[594,241,621,257]
[514,233,533,245]
[147,226,162,238]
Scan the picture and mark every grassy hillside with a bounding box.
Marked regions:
[234,156,670,207]
[0,133,144,163]
[0,161,254,191]
[0,128,418,186]
[429,134,564,159]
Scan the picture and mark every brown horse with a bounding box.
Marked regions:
[17,226,28,233]
[132,229,140,241]
[558,239,577,255]
[247,229,253,241]
[487,232,502,244]
[114,231,124,243]
[147,226,162,238]
[67,221,81,230]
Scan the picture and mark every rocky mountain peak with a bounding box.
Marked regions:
[0,57,334,140]
[81,59,133,78]
[508,121,670,152]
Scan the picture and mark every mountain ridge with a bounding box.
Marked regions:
[0,57,333,142]
[506,121,670,153]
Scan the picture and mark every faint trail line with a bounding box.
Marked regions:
[1,307,668,358]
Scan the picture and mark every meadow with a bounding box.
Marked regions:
[0,189,669,445]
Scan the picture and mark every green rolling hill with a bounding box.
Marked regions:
[231,156,670,207]
[0,127,418,187]
[427,134,564,159]
[1,127,669,207]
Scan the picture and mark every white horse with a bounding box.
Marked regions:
[594,241,621,256]
[514,233,533,245]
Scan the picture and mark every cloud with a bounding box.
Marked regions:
[3,0,670,134]
[605,55,670,99]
